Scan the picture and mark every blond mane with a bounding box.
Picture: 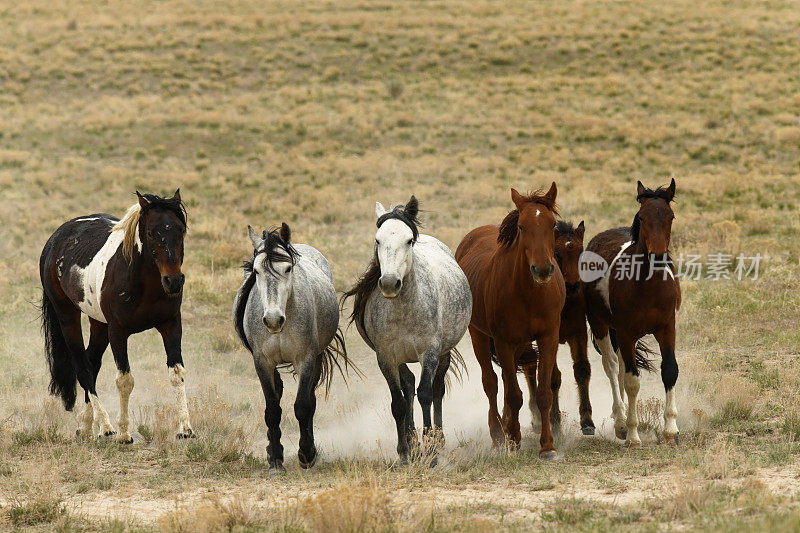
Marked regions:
[112,203,142,260]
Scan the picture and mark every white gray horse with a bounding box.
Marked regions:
[343,196,472,464]
[233,223,349,472]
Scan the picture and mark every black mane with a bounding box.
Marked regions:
[140,193,187,227]
[636,185,674,203]
[244,227,299,276]
[376,196,421,242]
[555,220,574,236]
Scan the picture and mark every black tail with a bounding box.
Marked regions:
[488,338,539,373]
[590,329,656,373]
[318,328,363,397]
[41,289,77,411]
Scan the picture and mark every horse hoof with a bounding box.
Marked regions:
[581,426,596,436]
[398,455,409,466]
[118,436,134,445]
[298,451,317,469]
[625,439,641,448]
[664,433,679,446]
[176,429,195,439]
[97,431,117,440]
[615,427,627,440]
[539,450,560,461]
[268,464,286,475]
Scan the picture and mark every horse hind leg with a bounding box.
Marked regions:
[417,348,443,464]
[568,336,595,435]
[592,329,627,440]
[378,358,410,464]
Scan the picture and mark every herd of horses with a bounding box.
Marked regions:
[39,179,680,470]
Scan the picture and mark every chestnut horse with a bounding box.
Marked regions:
[456,183,565,459]
[523,220,596,436]
[584,179,681,446]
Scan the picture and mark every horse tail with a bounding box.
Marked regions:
[318,328,363,397]
[590,330,656,373]
[41,289,77,411]
[442,347,467,391]
[488,338,538,373]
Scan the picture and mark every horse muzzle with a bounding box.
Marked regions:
[263,313,286,334]
[161,273,185,296]
[530,264,554,285]
[379,275,402,298]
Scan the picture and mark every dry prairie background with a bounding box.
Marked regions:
[2,0,800,530]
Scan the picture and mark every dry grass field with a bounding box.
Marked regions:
[2,0,800,530]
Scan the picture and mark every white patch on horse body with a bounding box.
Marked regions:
[77,401,94,437]
[594,333,626,433]
[115,371,134,442]
[596,240,633,311]
[170,364,193,435]
[72,229,126,323]
[88,392,115,436]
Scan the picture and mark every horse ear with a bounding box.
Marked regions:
[510,188,524,210]
[375,202,387,218]
[637,180,645,200]
[279,222,291,244]
[544,181,557,204]
[136,191,149,209]
[247,225,263,249]
[666,178,676,201]
[404,195,419,219]
[576,220,585,239]
[172,188,181,202]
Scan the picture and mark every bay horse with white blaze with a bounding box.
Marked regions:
[233,223,351,472]
[456,183,566,459]
[584,179,681,446]
[523,219,596,436]
[39,190,194,442]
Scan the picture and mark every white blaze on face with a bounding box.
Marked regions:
[374,218,414,296]
[253,252,294,333]
[73,228,128,323]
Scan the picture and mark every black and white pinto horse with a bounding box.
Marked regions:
[343,197,472,464]
[39,190,194,442]
[233,223,350,471]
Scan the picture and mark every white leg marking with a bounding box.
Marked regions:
[596,334,626,435]
[664,388,679,437]
[170,364,193,436]
[623,371,641,446]
[115,371,135,443]
[88,393,115,437]
[77,401,94,437]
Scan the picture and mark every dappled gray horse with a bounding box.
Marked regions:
[233,223,348,472]
[344,196,472,463]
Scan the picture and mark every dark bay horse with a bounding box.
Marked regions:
[40,190,194,442]
[584,179,681,446]
[523,220,596,436]
[456,183,566,459]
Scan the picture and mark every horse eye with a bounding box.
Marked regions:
[518,225,523,232]
[553,223,557,230]
[407,239,413,246]
[285,266,292,274]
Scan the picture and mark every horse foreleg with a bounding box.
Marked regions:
[469,328,503,446]
[378,359,409,464]
[617,333,641,447]
[496,340,523,448]
[655,324,679,445]
[295,356,321,469]
[568,335,595,435]
[255,360,284,471]
[109,327,134,444]
[399,364,418,450]
[535,333,559,459]
[158,318,194,439]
